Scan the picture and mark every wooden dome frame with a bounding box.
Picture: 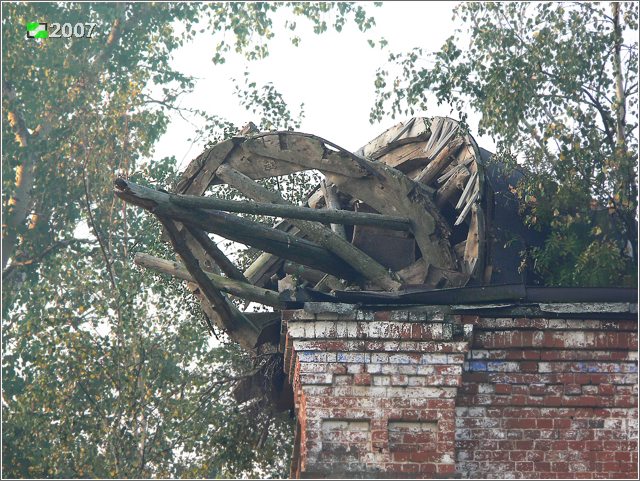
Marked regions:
[115,116,487,349]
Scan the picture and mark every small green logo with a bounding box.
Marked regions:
[26,22,48,39]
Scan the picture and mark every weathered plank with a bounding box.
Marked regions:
[421,117,444,155]
[321,179,347,239]
[157,216,255,337]
[362,117,430,159]
[463,206,479,274]
[424,120,458,159]
[184,226,249,283]
[377,141,431,173]
[456,171,478,210]
[435,165,471,209]
[231,133,372,179]
[177,139,237,195]
[455,187,479,226]
[415,136,464,186]
[397,258,428,284]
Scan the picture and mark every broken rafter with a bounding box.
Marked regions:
[114,178,361,281]
[157,216,256,334]
[184,225,250,283]
[134,252,284,308]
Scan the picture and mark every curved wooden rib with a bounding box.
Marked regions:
[355,116,487,283]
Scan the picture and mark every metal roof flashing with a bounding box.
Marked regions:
[289,285,638,320]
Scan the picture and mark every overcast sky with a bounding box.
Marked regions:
[154,1,495,172]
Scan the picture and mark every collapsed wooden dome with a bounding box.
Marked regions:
[115,117,492,349]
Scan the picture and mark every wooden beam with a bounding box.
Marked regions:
[216,164,402,291]
[157,217,255,334]
[283,261,326,284]
[168,188,411,231]
[134,252,284,308]
[184,226,250,283]
[175,139,237,195]
[324,161,459,273]
[114,178,361,281]
[320,179,347,239]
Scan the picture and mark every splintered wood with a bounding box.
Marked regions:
[116,116,488,349]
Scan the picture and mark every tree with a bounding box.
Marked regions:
[371,1,638,286]
[2,2,378,477]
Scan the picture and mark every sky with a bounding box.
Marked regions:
[153,1,496,173]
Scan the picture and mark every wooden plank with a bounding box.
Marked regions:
[244,224,300,286]
[455,186,479,226]
[415,136,465,186]
[184,226,250,283]
[157,217,256,338]
[454,240,467,262]
[234,133,371,179]
[321,179,347,239]
[421,117,444,155]
[436,166,470,209]
[424,263,470,288]
[455,171,478,210]
[177,139,237,195]
[436,150,474,184]
[362,118,430,159]
[397,258,428,284]
[463,204,480,275]
[245,252,281,285]
[377,141,431,173]
[307,188,325,209]
[424,121,458,159]
[474,204,486,280]
[283,261,326,285]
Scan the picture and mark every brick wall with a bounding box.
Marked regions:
[456,315,638,479]
[282,304,638,479]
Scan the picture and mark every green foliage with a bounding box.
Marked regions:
[372,1,638,286]
[2,2,378,478]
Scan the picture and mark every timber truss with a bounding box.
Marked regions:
[114,117,488,350]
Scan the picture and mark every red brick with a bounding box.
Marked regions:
[353,373,372,386]
[286,313,638,479]
[565,384,582,396]
[521,361,539,372]
[537,418,553,429]
[373,311,391,321]
[495,383,512,394]
[461,315,480,324]
[505,418,537,429]
[534,461,552,472]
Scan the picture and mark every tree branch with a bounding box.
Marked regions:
[2,238,92,281]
